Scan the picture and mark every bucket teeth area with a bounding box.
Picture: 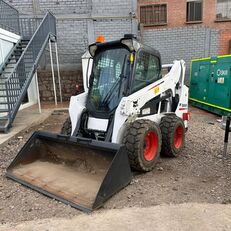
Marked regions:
[6,132,132,212]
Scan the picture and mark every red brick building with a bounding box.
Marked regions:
[138,0,231,55]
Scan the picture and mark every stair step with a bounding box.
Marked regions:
[0,117,8,120]
[0,94,20,98]
[0,88,20,91]
[0,118,9,131]
[6,60,17,64]
[21,41,29,44]
[0,101,15,105]
[5,63,15,67]
[0,118,9,124]
[0,108,9,113]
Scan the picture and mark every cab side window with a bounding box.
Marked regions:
[132,51,160,93]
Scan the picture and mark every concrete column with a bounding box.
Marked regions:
[204,28,211,57]
[131,0,138,37]
[35,71,41,114]
[49,39,57,106]
[87,19,95,44]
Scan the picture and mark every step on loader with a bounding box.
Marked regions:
[6,34,189,212]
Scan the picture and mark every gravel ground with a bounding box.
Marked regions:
[0,106,231,224]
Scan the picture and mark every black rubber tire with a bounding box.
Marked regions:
[160,114,185,157]
[122,119,162,172]
[61,117,72,135]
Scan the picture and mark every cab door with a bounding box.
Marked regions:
[131,51,161,94]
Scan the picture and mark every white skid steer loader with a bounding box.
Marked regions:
[6,34,189,212]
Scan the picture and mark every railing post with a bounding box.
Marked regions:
[5,82,11,121]
[55,42,62,103]
[35,71,41,114]
[49,38,57,106]
[16,11,20,35]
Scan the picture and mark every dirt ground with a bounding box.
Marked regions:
[0,106,231,224]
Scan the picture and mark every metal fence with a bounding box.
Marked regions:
[19,17,43,39]
[5,12,56,122]
[0,0,19,34]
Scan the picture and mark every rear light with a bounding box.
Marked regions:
[183,112,190,121]
[75,84,81,92]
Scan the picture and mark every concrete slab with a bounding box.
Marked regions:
[0,102,68,145]
[0,203,230,231]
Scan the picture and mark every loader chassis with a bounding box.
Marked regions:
[72,39,164,140]
[68,36,189,171]
[69,37,188,144]
[7,36,189,212]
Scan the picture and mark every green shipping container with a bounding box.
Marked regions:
[190,55,231,116]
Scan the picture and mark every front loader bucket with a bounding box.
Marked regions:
[6,131,132,212]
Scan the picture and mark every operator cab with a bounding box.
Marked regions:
[79,35,162,140]
[87,35,161,117]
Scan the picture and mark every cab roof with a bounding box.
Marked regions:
[89,36,161,60]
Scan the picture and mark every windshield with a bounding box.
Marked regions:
[88,47,130,113]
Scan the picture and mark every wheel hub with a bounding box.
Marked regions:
[143,131,158,161]
[174,125,183,149]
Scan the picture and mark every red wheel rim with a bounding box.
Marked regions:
[143,131,158,161]
[174,125,183,149]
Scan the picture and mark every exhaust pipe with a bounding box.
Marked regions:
[6,132,132,212]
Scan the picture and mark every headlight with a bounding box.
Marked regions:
[120,38,140,52]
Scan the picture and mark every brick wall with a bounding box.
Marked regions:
[6,0,90,15]
[218,29,231,55]
[56,19,89,65]
[143,26,219,84]
[37,70,83,101]
[93,19,133,41]
[92,0,133,16]
[138,0,231,29]
[138,0,231,55]
[38,0,90,15]
[143,26,219,64]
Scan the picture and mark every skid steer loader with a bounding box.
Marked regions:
[6,35,189,212]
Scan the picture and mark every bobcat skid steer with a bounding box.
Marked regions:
[6,35,189,212]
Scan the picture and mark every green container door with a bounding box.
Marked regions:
[209,59,231,109]
[190,55,231,116]
[190,59,210,102]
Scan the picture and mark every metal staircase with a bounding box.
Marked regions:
[0,12,56,132]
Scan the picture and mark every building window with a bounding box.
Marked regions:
[186,0,203,22]
[216,0,231,20]
[140,4,167,26]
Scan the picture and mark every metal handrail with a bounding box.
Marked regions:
[0,38,22,74]
[4,12,56,123]
[5,13,51,81]
[0,0,20,34]
[6,12,56,82]
[0,0,18,12]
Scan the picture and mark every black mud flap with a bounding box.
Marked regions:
[6,131,132,212]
